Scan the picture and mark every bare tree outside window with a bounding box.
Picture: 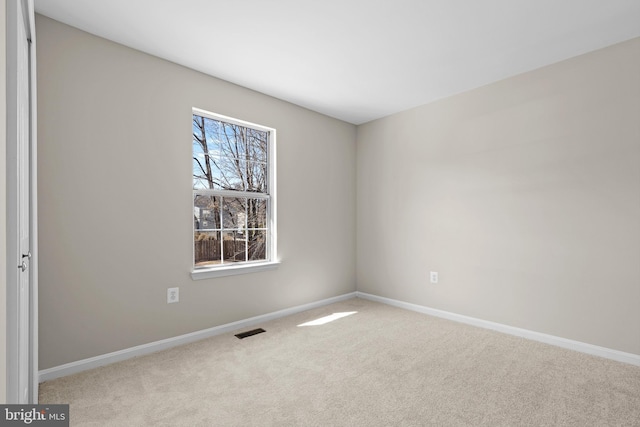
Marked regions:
[192,111,273,268]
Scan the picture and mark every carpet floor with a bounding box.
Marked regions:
[39,297,640,426]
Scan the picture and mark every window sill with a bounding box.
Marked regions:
[191,261,280,280]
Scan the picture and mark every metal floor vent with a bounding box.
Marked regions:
[235,328,266,339]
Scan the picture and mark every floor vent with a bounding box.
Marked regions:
[235,328,266,339]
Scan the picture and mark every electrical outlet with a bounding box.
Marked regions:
[430,271,438,284]
[167,287,179,303]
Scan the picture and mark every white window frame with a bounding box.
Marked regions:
[191,108,278,280]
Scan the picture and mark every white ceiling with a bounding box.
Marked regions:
[34,0,640,125]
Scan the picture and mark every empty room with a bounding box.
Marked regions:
[2,0,639,425]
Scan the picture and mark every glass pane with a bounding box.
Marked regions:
[215,122,244,165]
[246,128,268,162]
[193,157,225,190]
[222,197,247,230]
[216,122,248,159]
[247,199,267,229]
[193,175,209,191]
[193,116,225,189]
[194,231,221,266]
[247,230,267,261]
[223,231,246,262]
[194,195,220,230]
[245,160,267,193]
[213,156,246,191]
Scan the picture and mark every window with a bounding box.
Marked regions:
[192,108,277,279]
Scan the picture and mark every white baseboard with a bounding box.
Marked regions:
[356,292,640,367]
[39,292,358,382]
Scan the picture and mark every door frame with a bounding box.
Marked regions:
[6,0,37,403]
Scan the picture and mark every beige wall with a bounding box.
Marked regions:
[36,15,357,369]
[1,0,7,403]
[357,38,640,355]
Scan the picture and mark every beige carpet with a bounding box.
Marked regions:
[39,298,640,426]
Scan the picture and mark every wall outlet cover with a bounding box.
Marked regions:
[167,287,179,303]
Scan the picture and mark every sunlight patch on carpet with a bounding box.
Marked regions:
[297,312,358,327]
